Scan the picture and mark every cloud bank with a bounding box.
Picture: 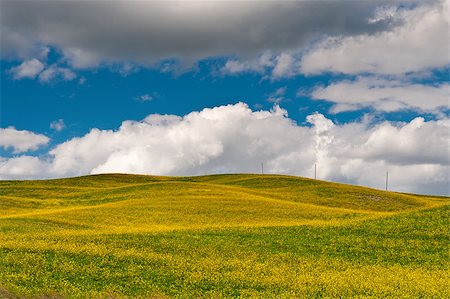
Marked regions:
[1,103,448,195]
[1,0,403,68]
[220,1,448,77]
[300,0,449,75]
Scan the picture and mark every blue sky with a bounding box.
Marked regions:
[1,58,334,139]
[2,55,445,150]
[0,0,449,195]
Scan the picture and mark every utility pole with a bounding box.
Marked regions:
[314,163,317,180]
[261,162,264,175]
[385,171,389,191]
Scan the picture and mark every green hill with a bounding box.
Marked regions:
[0,174,448,298]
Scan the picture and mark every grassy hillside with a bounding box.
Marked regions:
[0,174,448,298]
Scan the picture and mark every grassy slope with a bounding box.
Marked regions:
[0,173,448,298]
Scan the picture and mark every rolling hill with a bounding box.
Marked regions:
[0,174,448,298]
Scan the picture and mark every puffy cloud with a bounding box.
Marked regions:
[9,58,44,79]
[272,53,296,78]
[221,52,298,79]
[300,0,449,75]
[310,78,450,114]
[50,119,66,132]
[323,116,450,167]
[0,127,49,153]
[358,117,450,165]
[0,156,50,180]
[0,103,448,195]
[38,65,77,83]
[221,60,250,75]
[46,103,311,177]
[1,0,401,68]
[225,1,447,78]
[221,53,275,75]
[8,59,76,83]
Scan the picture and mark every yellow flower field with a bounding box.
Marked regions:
[0,174,448,298]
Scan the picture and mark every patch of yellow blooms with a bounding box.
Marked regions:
[0,174,448,298]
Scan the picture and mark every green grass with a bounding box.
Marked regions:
[0,173,448,298]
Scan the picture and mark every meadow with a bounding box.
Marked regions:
[0,173,448,298]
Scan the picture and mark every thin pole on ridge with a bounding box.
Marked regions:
[386,171,389,191]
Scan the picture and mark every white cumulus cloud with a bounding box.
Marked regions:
[0,103,448,195]
[9,58,44,79]
[221,52,299,79]
[300,0,450,75]
[221,53,275,76]
[39,65,77,83]
[272,53,296,78]
[8,59,76,83]
[0,156,50,180]
[0,127,49,153]
[310,78,450,114]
